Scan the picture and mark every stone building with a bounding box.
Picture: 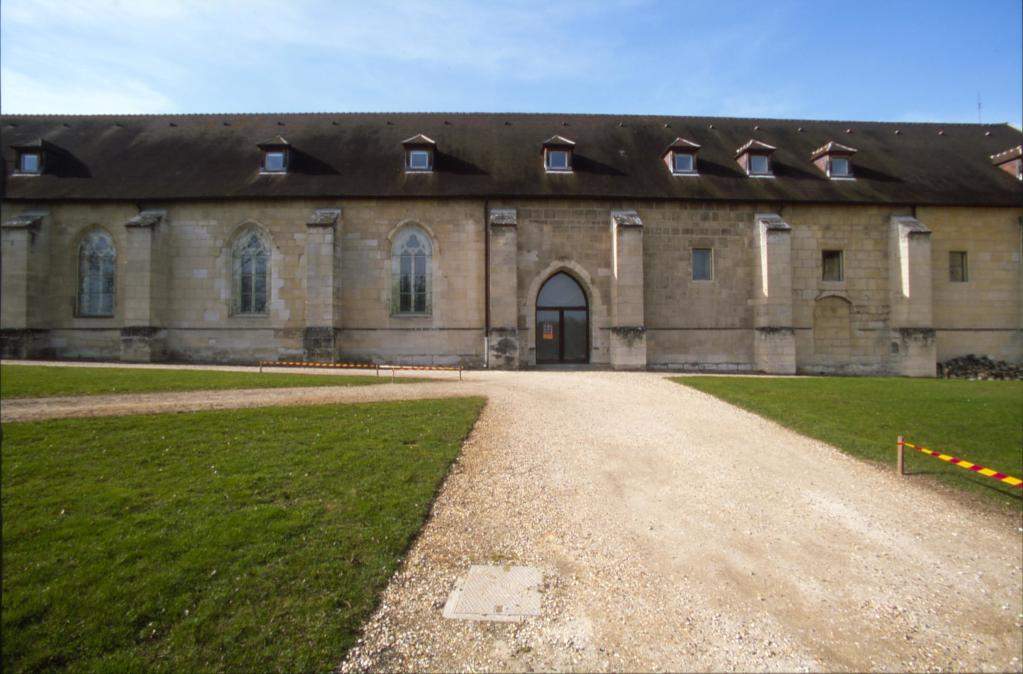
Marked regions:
[1,113,1021,375]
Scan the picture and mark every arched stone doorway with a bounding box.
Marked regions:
[535,272,589,364]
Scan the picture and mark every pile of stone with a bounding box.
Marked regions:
[937,354,1023,380]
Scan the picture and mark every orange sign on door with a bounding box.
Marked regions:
[542,322,554,340]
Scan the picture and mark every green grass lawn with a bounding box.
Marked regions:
[1,397,485,672]
[0,364,425,399]
[674,376,1023,504]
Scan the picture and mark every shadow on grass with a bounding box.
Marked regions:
[902,467,1023,502]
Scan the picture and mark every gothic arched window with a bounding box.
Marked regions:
[232,230,270,314]
[77,230,116,316]
[391,227,432,314]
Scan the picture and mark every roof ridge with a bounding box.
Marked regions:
[0,111,1018,129]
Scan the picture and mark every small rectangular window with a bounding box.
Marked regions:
[829,157,850,177]
[949,251,968,282]
[673,152,695,174]
[18,152,41,174]
[692,248,713,281]
[408,149,431,171]
[822,250,843,282]
[263,151,286,172]
[748,154,770,175]
[546,149,570,171]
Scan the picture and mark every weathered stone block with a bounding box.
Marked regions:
[303,326,339,361]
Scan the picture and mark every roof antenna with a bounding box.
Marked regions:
[977,92,982,124]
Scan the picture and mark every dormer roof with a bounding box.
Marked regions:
[663,137,701,155]
[542,135,575,148]
[401,133,436,147]
[10,137,56,152]
[990,145,1022,164]
[735,139,776,156]
[811,141,858,160]
[257,135,290,149]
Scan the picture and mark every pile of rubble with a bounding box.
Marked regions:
[937,354,1023,380]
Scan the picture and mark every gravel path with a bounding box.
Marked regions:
[340,371,1022,673]
[3,363,1020,671]
[0,360,466,422]
[0,381,480,422]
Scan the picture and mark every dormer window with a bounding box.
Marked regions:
[542,135,575,173]
[547,150,570,171]
[673,152,695,173]
[990,145,1022,180]
[663,137,700,175]
[749,154,770,175]
[408,149,431,170]
[811,141,857,179]
[829,157,850,177]
[10,138,53,175]
[257,136,290,173]
[402,134,436,172]
[736,139,776,177]
[18,152,41,174]
[263,151,286,172]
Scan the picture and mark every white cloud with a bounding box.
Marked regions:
[0,67,175,114]
[1,0,637,113]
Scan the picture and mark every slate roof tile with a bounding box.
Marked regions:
[2,112,1020,206]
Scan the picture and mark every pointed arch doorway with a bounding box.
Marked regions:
[536,272,589,364]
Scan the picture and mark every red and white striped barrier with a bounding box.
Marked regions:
[897,435,1022,489]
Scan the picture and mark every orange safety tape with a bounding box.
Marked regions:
[258,360,461,372]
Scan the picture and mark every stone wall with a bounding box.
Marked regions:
[641,201,757,370]
[336,199,486,366]
[785,204,899,374]
[920,206,1023,363]
[2,197,1020,372]
[0,198,486,365]
[500,199,615,367]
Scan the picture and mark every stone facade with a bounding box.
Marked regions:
[2,197,1021,374]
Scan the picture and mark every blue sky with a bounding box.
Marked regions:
[1,0,1020,126]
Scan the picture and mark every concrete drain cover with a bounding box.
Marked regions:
[442,565,542,622]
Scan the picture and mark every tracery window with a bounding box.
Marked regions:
[77,230,116,316]
[233,230,269,314]
[391,227,432,314]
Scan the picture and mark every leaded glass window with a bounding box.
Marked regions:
[77,230,116,316]
[233,231,269,314]
[392,227,432,315]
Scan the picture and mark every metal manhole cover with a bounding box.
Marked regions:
[442,565,542,622]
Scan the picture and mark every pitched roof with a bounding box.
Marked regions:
[9,137,52,151]
[663,136,701,154]
[2,112,1021,206]
[990,145,1022,164]
[735,139,777,156]
[401,133,436,146]
[810,140,858,160]
[256,135,290,149]
[542,134,575,147]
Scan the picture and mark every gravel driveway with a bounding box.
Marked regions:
[340,371,1022,673]
[3,363,1020,671]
